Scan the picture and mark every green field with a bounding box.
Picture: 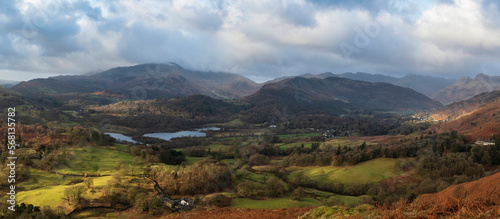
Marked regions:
[17,184,72,207]
[19,169,74,190]
[57,145,135,175]
[231,197,321,209]
[221,159,235,164]
[207,144,230,151]
[220,118,244,126]
[324,138,377,148]
[244,171,275,183]
[303,188,362,206]
[16,176,113,207]
[288,158,401,185]
[279,142,314,150]
[278,133,320,139]
[186,156,209,165]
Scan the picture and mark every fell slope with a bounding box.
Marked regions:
[268,72,454,97]
[245,77,442,116]
[430,89,500,121]
[413,171,500,217]
[430,90,500,140]
[92,95,240,118]
[0,87,24,110]
[432,99,500,140]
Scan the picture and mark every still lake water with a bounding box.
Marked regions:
[106,127,220,143]
[143,127,220,141]
[105,133,138,144]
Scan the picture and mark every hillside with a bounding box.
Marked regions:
[429,89,500,140]
[431,97,500,140]
[412,171,500,217]
[337,73,454,97]
[268,72,454,97]
[12,63,261,101]
[92,95,240,118]
[430,89,500,121]
[244,77,442,118]
[299,171,500,218]
[0,87,24,110]
[433,73,500,105]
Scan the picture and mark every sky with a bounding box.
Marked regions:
[1,0,500,82]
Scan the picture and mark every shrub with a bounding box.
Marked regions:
[134,193,165,215]
[236,181,267,198]
[292,187,305,201]
[249,154,270,166]
[207,194,232,207]
[155,160,231,195]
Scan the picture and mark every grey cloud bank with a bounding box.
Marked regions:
[0,0,499,82]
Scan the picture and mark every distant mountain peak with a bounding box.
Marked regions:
[475,73,489,79]
[433,73,500,105]
[12,63,262,103]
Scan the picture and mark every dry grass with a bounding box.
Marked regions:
[297,172,500,218]
[376,171,500,218]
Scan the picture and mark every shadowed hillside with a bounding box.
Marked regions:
[268,72,455,97]
[244,77,442,121]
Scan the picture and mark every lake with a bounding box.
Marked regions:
[144,131,204,141]
[144,127,220,141]
[106,127,219,143]
[105,133,138,144]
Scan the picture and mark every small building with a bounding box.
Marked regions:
[323,131,333,138]
[474,139,496,146]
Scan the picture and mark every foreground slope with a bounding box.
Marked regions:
[415,171,500,211]
[245,77,442,116]
[299,172,500,218]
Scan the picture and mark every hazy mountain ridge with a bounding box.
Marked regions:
[0,79,20,88]
[433,74,500,105]
[12,63,261,101]
[267,72,455,97]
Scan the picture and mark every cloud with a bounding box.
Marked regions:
[412,0,500,74]
[0,0,499,82]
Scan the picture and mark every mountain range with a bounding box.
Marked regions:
[432,74,500,105]
[16,63,500,120]
[0,79,20,88]
[12,63,261,100]
[267,72,455,98]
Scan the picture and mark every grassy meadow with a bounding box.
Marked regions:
[288,158,401,185]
